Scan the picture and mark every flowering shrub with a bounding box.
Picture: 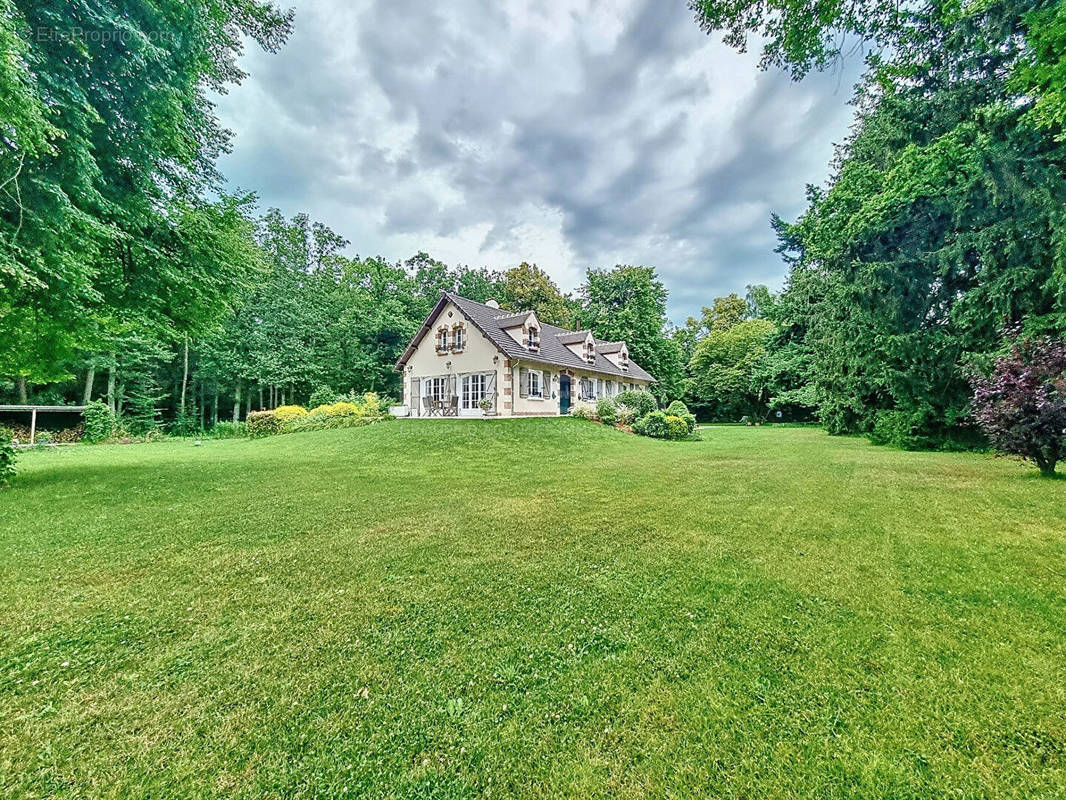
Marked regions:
[0,427,16,485]
[971,333,1066,476]
[615,403,637,426]
[570,401,598,420]
[596,396,618,425]
[274,405,309,425]
[616,389,656,417]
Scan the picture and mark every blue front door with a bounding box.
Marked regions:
[559,375,571,414]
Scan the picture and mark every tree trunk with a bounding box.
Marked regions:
[16,376,27,403]
[246,388,252,417]
[1036,454,1057,477]
[233,382,242,423]
[106,356,116,413]
[179,336,190,418]
[258,385,264,411]
[82,364,95,405]
[212,387,219,426]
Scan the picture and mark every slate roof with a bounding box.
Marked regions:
[395,292,656,382]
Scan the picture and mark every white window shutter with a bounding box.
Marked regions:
[519,367,529,398]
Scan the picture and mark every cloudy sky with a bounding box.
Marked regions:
[214,0,860,323]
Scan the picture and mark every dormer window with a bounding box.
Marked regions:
[620,348,629,370]
[526,327,540,351]
[452,325,464,352]
[585,340,596,364]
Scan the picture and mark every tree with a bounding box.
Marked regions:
[688,319,775,420]
[578,265,684,400]
[1,0,292,391]
[499,263,576,327]
[718,0,1066,444]
[971,332,1066,476]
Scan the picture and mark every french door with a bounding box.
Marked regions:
[461,373,486,414]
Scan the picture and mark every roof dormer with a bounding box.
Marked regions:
[597,340,630,370]
[558,330,597,363]
[498,310,540,350]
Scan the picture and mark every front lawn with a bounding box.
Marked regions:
[1,420,1063,798]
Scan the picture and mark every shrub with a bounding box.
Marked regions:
[325,401,360,417]
[83,400,117,443]
[360,392,385,417]
[616,389,656,417]
[211,421,246,439]
[0,428,16,485]
[246,410,281,438]
[666,400,689,416]
[971,333,1066,476]
[274,405,309,426]
[290,414,371,433]
[308,385,338,409]
[596,396,618,425]
[665,400,698,435]
[35,430,54,445]
[633,410,692,440]
[615,403,637,426]
[570,401,598,420]
[868,409,939,451]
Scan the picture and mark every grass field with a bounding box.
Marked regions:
[1,420,1064,798]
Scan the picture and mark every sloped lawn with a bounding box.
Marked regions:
[1,420,1064,798]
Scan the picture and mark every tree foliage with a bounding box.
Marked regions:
[498,262,574,327]
[687,0,1066,443]
[971,332,1066,476]
[578,265,684,400]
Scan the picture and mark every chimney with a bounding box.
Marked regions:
[485,298,499,309]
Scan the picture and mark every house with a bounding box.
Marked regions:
[394,293,656,417]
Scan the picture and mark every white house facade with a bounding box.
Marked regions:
[394,293,655,417]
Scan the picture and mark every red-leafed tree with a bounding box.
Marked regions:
[971,334,1066,477]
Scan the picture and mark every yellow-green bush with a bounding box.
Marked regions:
[274,405,308,425]
[325,401,360,417]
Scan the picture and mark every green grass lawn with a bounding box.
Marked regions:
[2,420,1064,798]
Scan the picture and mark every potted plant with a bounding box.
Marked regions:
[478,397,495,417]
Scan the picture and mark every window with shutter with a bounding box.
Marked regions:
[519,367,529,398]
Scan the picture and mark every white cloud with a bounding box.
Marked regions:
[214,0,860,322]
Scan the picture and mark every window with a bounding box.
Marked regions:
[527,327,540,350]
[620,349,629,370]
[426,377,447,404]
[529,369,543,398]
[606,380,614,395]
[437,329,449,352]
[452,326,464,351]
[585,340,595,363]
